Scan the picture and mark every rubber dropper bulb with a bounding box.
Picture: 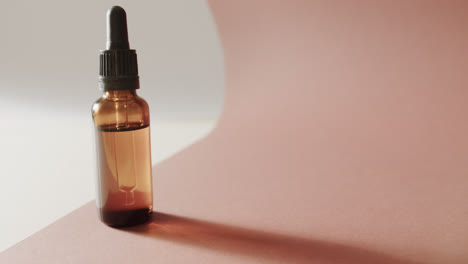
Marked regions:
[106,6,130,50]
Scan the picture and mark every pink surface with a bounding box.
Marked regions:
[2,1,468,263]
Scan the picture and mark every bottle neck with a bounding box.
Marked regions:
[103,89,137,100]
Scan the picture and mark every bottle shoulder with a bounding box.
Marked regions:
[92,95,149,114]
[92,93,150,128]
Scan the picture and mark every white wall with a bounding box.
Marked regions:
[0,0,224,120]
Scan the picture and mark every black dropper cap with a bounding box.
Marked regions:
[99,6,139,91]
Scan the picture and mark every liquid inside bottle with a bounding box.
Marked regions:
[96,123,153,226]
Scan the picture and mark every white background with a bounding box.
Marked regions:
[0,0,224,251]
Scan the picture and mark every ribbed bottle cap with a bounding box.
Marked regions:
[99,6,139,91]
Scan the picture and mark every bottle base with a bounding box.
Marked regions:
[100,208,152,227]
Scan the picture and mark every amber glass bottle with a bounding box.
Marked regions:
[92,6,153,227]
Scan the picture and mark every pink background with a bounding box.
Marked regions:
[2,1,468,263]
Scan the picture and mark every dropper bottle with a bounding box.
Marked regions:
[92,6,153,227]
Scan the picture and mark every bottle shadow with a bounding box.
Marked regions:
[122,212,422,264]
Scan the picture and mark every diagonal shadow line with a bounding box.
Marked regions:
[122,212,423,264]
